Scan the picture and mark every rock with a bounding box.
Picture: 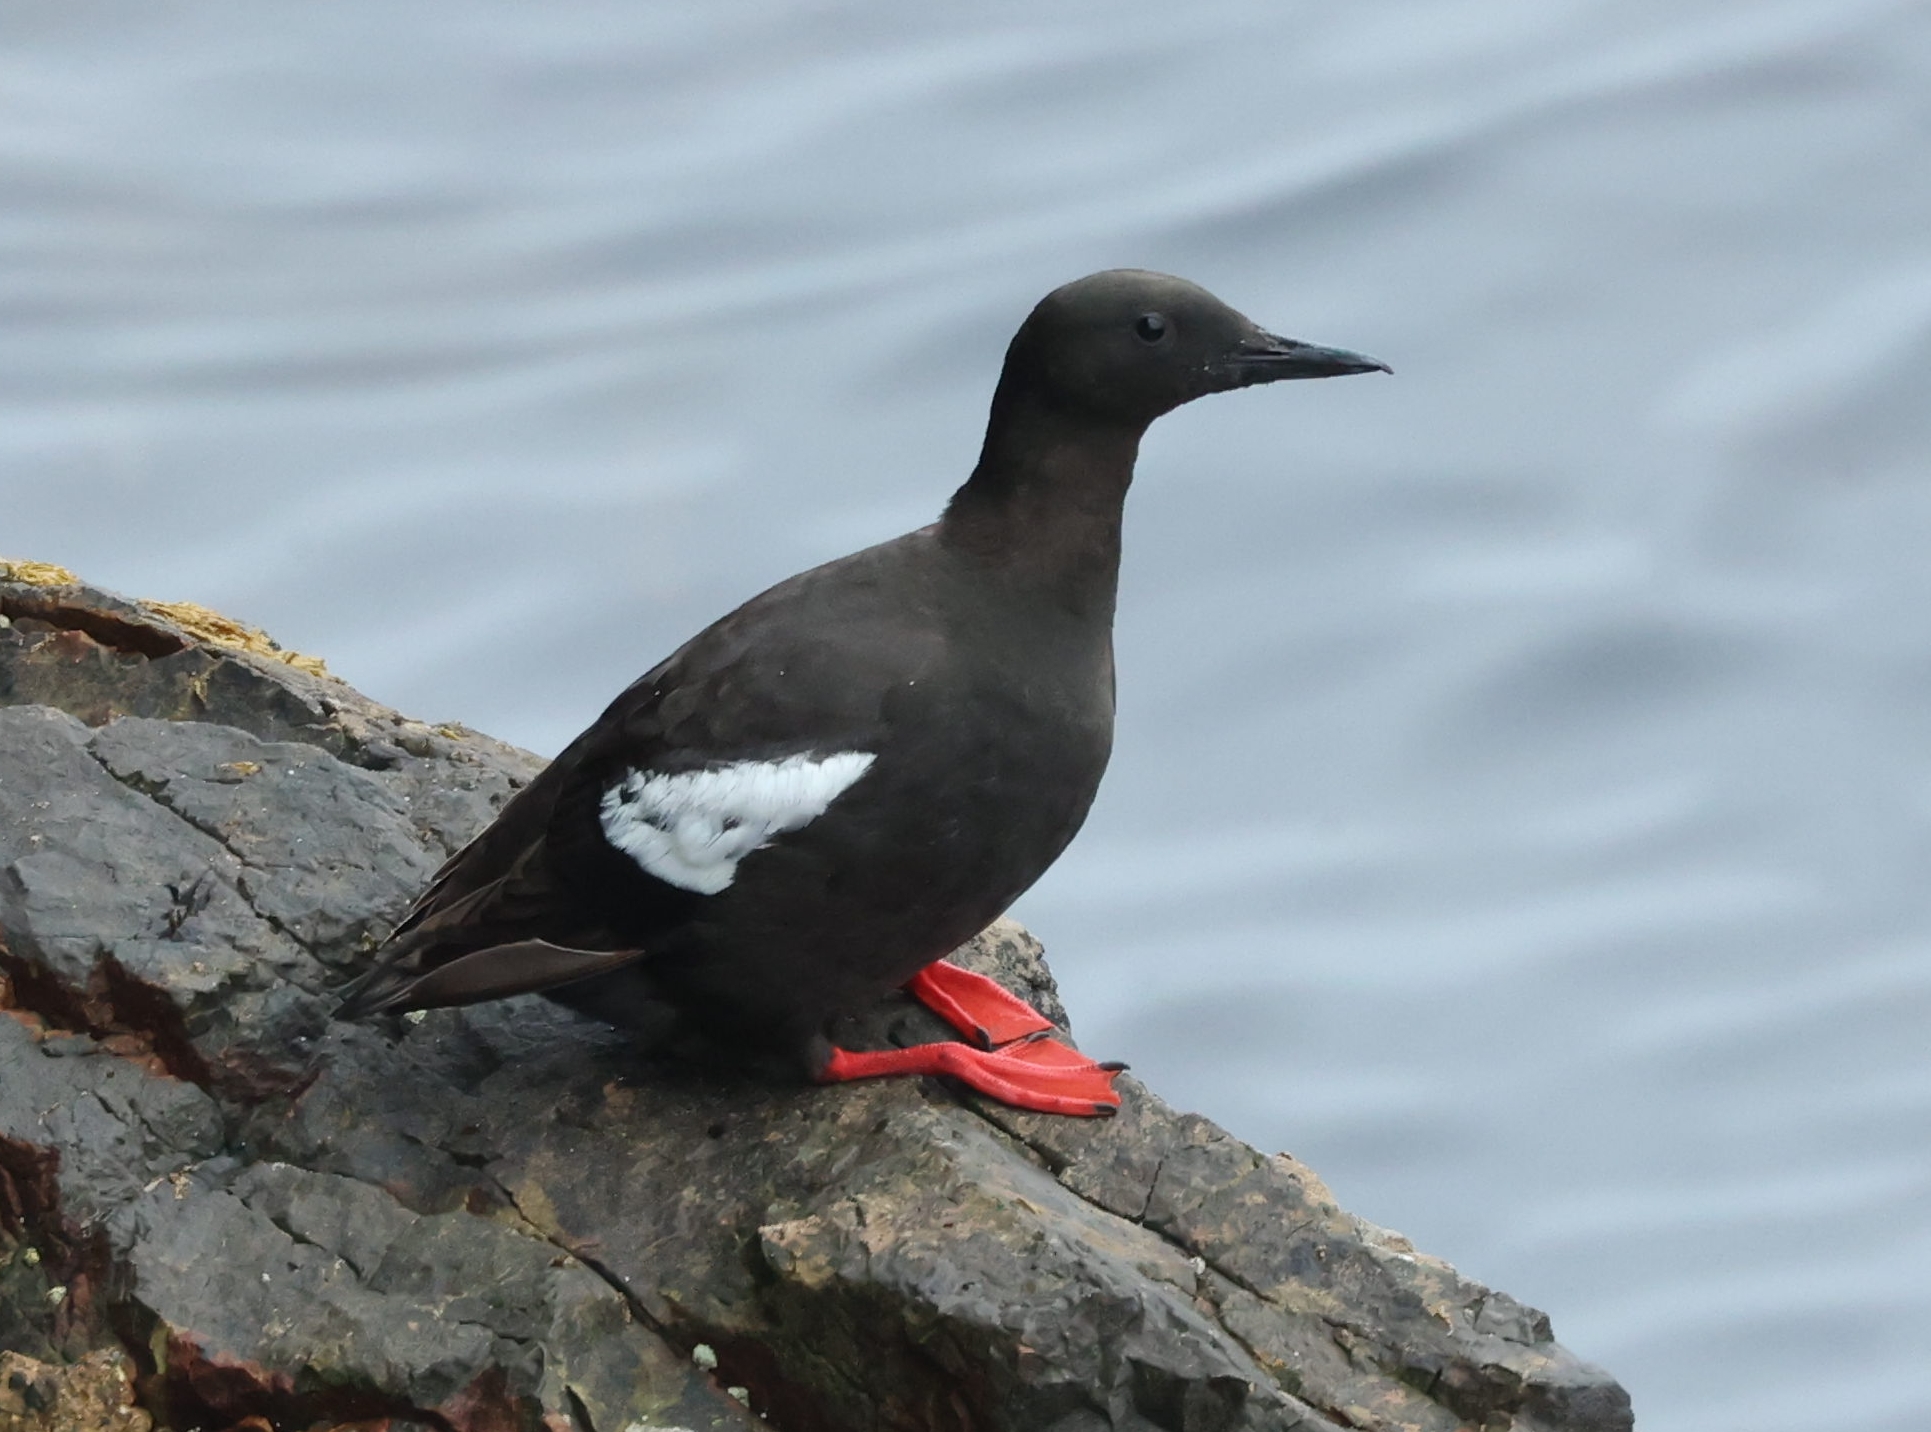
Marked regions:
[0,1349,150,1432]
[0,565,1633,1432]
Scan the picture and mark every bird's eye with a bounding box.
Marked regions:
[1134,313,1168,343]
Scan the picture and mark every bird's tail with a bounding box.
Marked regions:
[333,936,650,1020]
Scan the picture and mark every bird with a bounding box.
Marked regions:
[335,269,1387,1116]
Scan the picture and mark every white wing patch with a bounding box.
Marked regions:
[598,751,876,894]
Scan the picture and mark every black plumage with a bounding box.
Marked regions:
[337,269,1386,1115]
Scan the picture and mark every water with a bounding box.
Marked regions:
[5,4,1929,1425]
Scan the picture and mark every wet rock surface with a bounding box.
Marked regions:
[0,568,1633,1432]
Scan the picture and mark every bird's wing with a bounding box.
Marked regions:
[342,552,943,1017]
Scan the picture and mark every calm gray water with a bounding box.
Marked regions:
[5,3,1928,1425]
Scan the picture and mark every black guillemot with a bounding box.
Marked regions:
[336,269,1387,1116]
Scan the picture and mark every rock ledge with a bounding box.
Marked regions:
[0,566,1632,1432]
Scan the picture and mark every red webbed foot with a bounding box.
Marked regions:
[904,959,1054,1048]
[824,959,1124,1115]
[819,1036,1124,1117]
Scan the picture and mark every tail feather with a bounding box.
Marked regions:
[334,938,649,1020]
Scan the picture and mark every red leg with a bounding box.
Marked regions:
[819,1038,1123,1117]
[905,961,1053,1049]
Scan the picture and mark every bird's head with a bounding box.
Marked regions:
[1000,269,1388,431]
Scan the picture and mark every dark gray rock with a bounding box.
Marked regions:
[0,567,1632,1432]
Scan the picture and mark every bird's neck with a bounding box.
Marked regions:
[938,391,1143,621]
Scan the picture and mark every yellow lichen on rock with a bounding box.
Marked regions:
[141,598,333,679]
[0,558,80,587]
[0,1349,152,1432]
[2,559,331,680]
